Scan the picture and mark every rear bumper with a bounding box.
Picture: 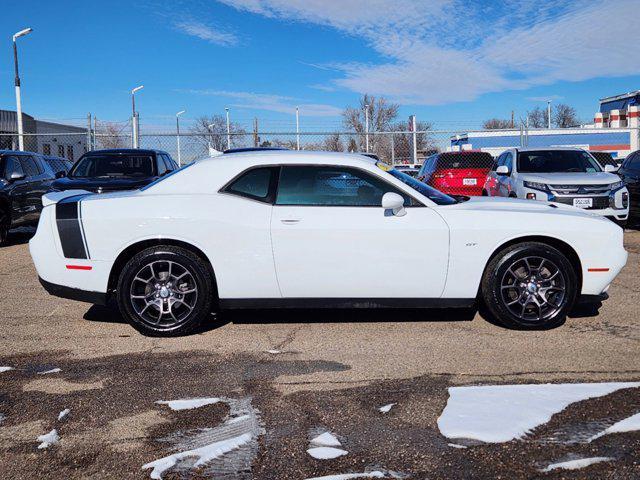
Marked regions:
[39,277,108,305]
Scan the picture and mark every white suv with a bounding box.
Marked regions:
[483,147,629,225]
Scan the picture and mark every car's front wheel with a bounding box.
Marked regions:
[117,245,215,336]
[481,242,578,329]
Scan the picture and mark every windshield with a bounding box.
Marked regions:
[69,154,155,178]
[517,150,602,173]
[380,164,457,205]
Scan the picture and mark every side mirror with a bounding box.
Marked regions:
[55,170,67,178]
[604,164,619,173]
[382,192,406,217]
[496,165,510,176]
[8,171,26,182]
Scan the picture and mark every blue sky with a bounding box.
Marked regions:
[1,0,638,132]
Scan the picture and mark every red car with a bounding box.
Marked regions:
[417,151,494,196]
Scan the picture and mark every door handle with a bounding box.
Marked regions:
[281,219,301,225]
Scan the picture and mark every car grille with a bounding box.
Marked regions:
[552,196,610,210]
[548,184,610,195]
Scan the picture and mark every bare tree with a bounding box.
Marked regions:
[553,103,579,128]
[482,118,513,130]
[189,115,247,152]
[323,133,344,152]
[389,120,435,163]
[527,107,548,128]
[343,94,399,152]
[96,121,129,149]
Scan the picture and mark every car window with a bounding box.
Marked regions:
[625,152,640,170]
[162,154,175,171]
[69,154,155,178]
[157,155,167,176]
[223,167,277,202]
[3,156,24,178]
[276,166,412,207]
[19,156,40,177]
[517,150,601,173]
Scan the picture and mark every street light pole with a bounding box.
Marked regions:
[131,85,144,148]
[13,27,33,151]
[176,110,185,166]
[295,106,300,151]
[364,104,369,153]
[547,100,552,129]
[225,107,231,150]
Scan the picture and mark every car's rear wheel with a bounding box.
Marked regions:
[481,242,578,329]
[117,245,214,336]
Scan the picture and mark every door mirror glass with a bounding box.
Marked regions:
[604,164,618,173]
[382,192,406,217]
[496,165,510,176]
[9,171,26,182]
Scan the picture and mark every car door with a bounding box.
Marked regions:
[485,154,503,196]
[498,152,514,197]
[619,152,640,216]
[2,155,31,226]
[270,165,450,299]
[19,155,49,222]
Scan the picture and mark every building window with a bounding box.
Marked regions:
[67,145,73,161]
[58,145,64,157]
[43,143,51,155]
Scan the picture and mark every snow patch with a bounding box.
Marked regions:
[310,432,342,447]
[0,366,13,373]
[37,429,60,449]
[378,403,396,413]
[447,443,468,449]
[37,368,61,375]
[589,412,640,442]
[266,349,281,354]
[307,446,349,460]
[58,409,70,421]
[540,456,612,472]
[305,472,391,480]
[437,382,640,443]
[143,433,252,479]
[155,397,221,411]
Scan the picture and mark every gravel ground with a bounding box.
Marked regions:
[1,228,639,479]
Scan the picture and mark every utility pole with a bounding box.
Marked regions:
[225,107,231,150]
[295,107,300,150]
[410,115,418,166]
[13,27,33,151]
[87,113,92,152]
[547,100,552,129]
[511,110,514,128]
[364,104,370,153]
[93,116,98,150]
[253,118,259,147]
[131,85,144,148]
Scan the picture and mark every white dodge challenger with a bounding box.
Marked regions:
[29,151,627,336]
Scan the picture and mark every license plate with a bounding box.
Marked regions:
[463,178,477,186]
[573,198,593,208]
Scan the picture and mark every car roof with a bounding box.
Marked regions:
[0,149,41,156]
[83,149,167,155]
[224,147,289,154]
[199,149,379,167]
[515,147,588,152]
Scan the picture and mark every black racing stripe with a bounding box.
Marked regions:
[56,197,89,259]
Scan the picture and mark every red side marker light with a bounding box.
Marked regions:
[66,265,92,271]
[587,268,609,272]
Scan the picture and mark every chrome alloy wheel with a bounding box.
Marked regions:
[500,256,566,322]
[129,260,198,328]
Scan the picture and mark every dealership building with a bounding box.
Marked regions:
[0,109,87,161]
[450,91,640,159]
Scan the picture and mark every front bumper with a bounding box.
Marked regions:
[519,186,629,220]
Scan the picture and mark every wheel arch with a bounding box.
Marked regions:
[107,238,218,299]
[479,235,583,296]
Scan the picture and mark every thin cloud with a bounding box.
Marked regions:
[174,20,238,46]
[218,0,638,105]
[185,89,343,117]
[527,95,564,102]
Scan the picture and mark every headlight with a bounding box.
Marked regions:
[609,181,625,190]
[523,181,548,191]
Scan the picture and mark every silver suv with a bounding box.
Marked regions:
[483,147,629,225]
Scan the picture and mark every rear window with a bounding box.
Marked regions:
[70,154,155,178]
[435,152,494,169]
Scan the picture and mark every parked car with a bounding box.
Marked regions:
[31,151,626,336]
[51,149,177,193]
[1,150,57,245]
[417,151,494,196]
[617,149,640,224]
[483,148,629,226]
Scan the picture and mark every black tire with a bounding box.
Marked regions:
[117,245,215,336]
[508,192,518,198]
[481,242,578,330]
[481,190,488,196]
[0,209,9,246]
